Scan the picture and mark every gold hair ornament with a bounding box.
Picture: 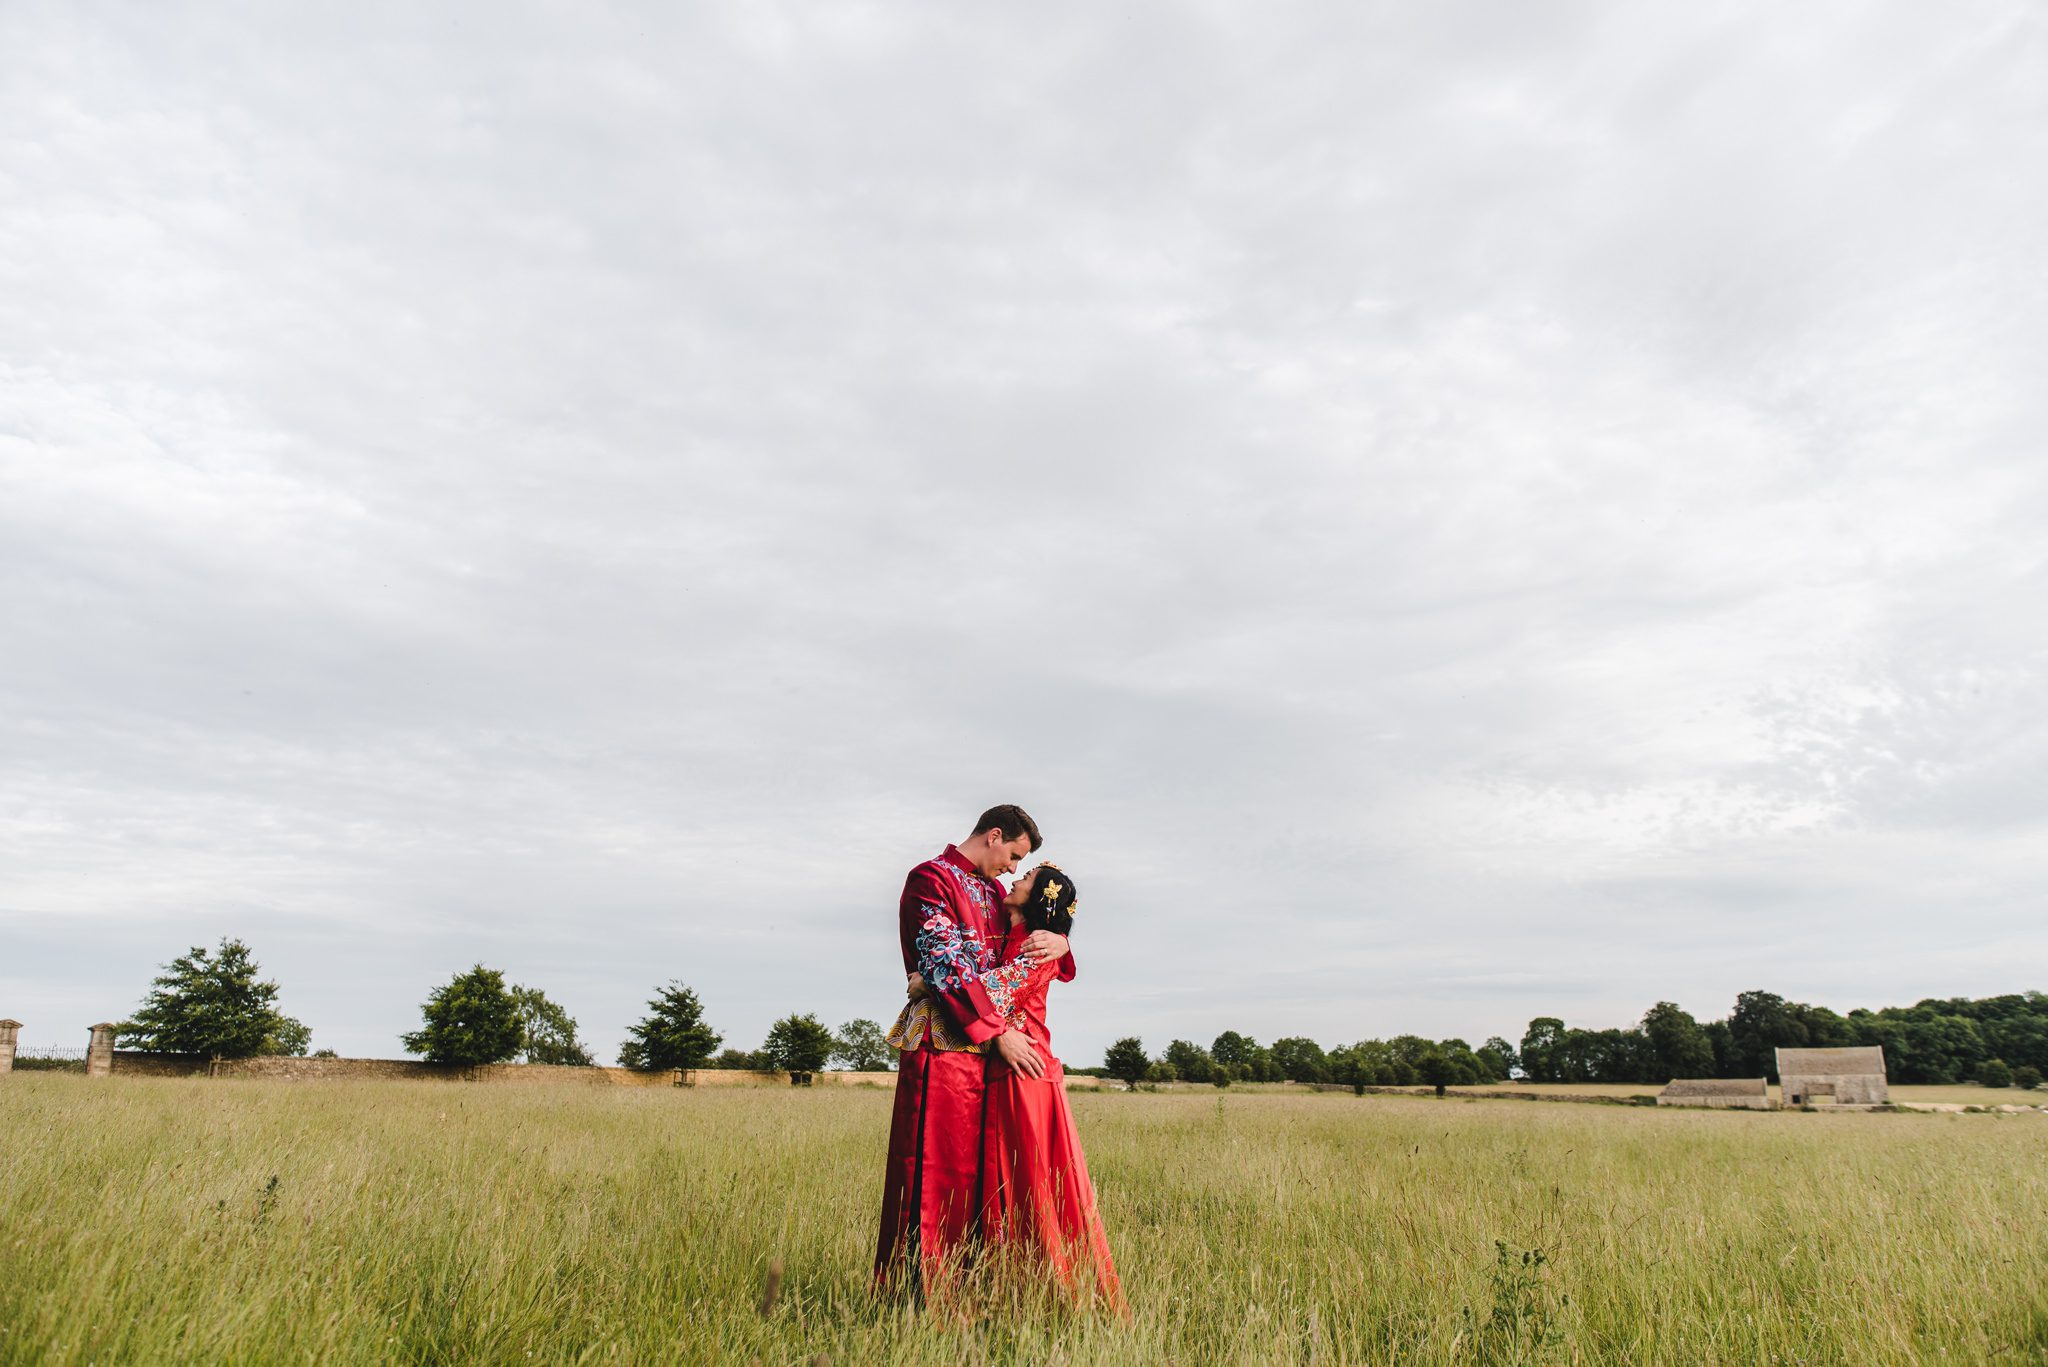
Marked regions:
[1035,863,1075,918]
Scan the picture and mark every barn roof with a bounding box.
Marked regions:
[1775,1046,1886,1076]
[1659,1078,1766,1097]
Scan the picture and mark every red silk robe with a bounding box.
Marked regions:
[981,924,1122,1310]
[873,845,1074,1295]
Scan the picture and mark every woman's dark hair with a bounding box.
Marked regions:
[1021,865,1077,938]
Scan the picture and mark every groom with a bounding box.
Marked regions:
[874,803,1073,1295]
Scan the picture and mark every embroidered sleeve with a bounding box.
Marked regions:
[899,861,1007,1046]
[980,956,1035,1029]
[914,904,984,994]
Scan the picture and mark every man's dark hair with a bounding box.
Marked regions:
[1020,866,1076,938]
[972,804,1042,852]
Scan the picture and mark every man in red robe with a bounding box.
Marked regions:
[874,803,1073,1297]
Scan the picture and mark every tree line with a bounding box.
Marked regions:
[1095,989,2048,1092]
[110,939,2045,1092]
[113,938,896,1074]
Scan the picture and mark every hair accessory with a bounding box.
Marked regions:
[1034,862,1075,918]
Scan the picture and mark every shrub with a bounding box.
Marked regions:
[1977,1058,2013,1089]
[2014,1065,2043,1091]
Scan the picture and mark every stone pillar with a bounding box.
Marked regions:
[86,1022,118,1078]
[0,1020,20,1074]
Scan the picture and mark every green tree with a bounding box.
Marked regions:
[1270,1036,1331,1084]
[511,985,594,1066]
[1476,1036,1519,1082]
[120,937,306,1059]
[709,1047,767,1070]
[1163,1039,1215,1083]
[1519,1018,1566,1084]
[1977,1058,2013,1088]
[1640,1001,1714,1082]
[761,1013,834,1074]
[401,965,523,1067]
[1211,1031,1257,1071]
[1147,1059,1178,1084]
[264,1015,314,1058]
[1727,991,1808,1078]
[830,1018,894,1072]
[617,982,724,1071]
[1104,1036,1150,1091]
[2013,1064,2043,1090]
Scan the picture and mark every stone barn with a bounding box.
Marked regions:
[1776,1046,1888,1105]
[1657,1077,1773,1109]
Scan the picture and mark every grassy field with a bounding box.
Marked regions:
[2,1075,2044,1365]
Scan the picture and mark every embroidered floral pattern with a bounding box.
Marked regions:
[915,904,990,993]
[980,956,1037,1030]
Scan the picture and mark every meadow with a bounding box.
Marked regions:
[1,1075,2043,1365]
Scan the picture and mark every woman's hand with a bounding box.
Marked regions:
[1022,930,1068,964]
[905,972,929,1001]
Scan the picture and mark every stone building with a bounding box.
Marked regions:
[1776,1045,1889,1105]
[1657,1077,1773,1109]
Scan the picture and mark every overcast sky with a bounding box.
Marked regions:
[4,3,2044,1067]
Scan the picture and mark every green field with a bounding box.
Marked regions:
[2,1075,2044,1364]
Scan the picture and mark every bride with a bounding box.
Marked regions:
[891,863,1121,1310]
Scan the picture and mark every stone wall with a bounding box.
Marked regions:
[1658,1078,1774,1108]
[680,1069,898,1088]
[111,1051,212,1077]
[109,1053,685,1086]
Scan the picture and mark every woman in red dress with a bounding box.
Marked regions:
[978,864,1123,1312]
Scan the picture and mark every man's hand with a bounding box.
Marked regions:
[994,1028,1045,1079]
[906,972,929,1002]
[1022,930,1069,964]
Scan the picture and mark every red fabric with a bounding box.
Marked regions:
[898,848,1079,1045]
[898,847,1010,1043]
[874,1047,991,1293]
[981,927,1123,1311]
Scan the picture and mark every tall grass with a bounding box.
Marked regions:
[1,1075,2042,1363]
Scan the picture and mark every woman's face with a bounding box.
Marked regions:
[1003,868,1040,912]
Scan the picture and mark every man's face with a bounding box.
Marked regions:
[976,831,1034,879]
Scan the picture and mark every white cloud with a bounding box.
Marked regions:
[3,1,2044,1064]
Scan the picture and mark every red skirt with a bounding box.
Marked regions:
[983,1058,1123,1311]
[874,1047,991,1295]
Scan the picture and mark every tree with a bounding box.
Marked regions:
[1477,1037,1519,1082]
[120,937,307,1060]
[1147,1059,1178,1083]
[709,1047,767,1070]
[831,1018,894,1072]
[1727,991,1807,1078]
[618,981,724,1072]
[2014,1065,2044,1091]
[1977,1058,2013,1088]
[1271,1036,1331,1084]
[761,1013,834,1075]
[1640,1002,1714,1082]
[402,965,523,1067]
[511,985,594,1066]
[1211,1031,1257,1071]
[1104,1037,1150,1091]
[1519,1018,1566,1084]
[265,1016,314,1058]
[1163,1039,1215,1084]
